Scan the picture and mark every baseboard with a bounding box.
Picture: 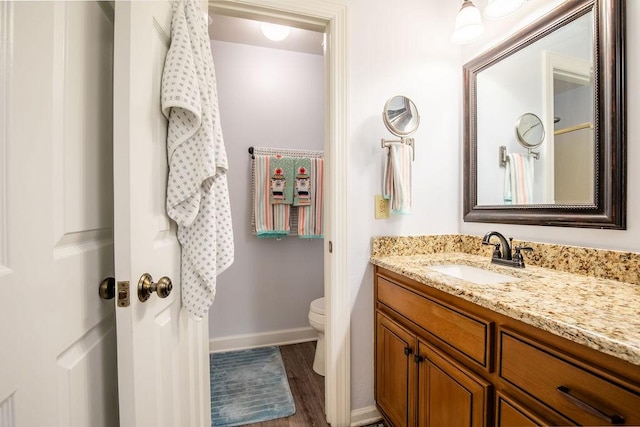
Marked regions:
[350,406,382,427]
[209,326,318,353]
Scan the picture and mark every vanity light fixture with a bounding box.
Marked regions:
[453,0,527,44]
[452,0,485,44]
[260,22,291,41]
[483,0,526,20]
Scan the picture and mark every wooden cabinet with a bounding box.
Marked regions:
[374,266,640,427]
[375,272,492,426]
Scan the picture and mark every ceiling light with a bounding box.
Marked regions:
[260,22,291,42]
[452,0,484,44]
[484,0,526,20]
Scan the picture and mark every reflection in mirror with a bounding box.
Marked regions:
[476,11,593,206]
[383,96,420,137]
[515,113,544,151]
[463,0,626,229]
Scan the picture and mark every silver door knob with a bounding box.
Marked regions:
[137,273,173,302]
[99,277,116,300]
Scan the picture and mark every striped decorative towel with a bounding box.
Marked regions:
[298,158,324,238]
[254,155,290,238]
[504,153,534,204]
[383,142,412,214]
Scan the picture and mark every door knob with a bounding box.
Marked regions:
[138,273,173,302]
[99,277,116,300]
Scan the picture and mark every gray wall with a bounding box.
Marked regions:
[209,40,324,339]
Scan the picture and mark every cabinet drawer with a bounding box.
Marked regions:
[377,275,491,367]
[499,329,640,426]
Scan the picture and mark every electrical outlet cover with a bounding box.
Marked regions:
[374,195,389,219]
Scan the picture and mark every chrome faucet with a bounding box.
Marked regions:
[481,231,532,268]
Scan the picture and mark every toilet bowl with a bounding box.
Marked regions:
[308,297,325,376]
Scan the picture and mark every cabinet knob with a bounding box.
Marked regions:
[404,347,413,356]
[414,354,424,363]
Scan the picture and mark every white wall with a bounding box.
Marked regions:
[344,0,463,409]
[208,40,325,338]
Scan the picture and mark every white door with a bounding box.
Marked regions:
[0,1,118,426]
[113,2,211,427]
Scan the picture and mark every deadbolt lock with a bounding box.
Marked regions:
[138,273,173,302]
[98,277,116,300]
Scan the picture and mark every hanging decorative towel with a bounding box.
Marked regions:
[161,0,234,319]
[250,146,323,237]
[298,157,324,238]
[254,155,290,238]
[293,158,312,207]
[269,155,295,204]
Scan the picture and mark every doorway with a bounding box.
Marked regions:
[208,1,349,425]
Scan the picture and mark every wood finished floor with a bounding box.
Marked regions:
[243,341,329,426]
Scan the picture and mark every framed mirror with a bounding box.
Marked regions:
[463,0,626,229]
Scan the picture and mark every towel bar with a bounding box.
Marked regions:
[381,137,415,161]
[499,145,539,167]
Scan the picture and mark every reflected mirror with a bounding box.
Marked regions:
[383,95,420,137]
[463,0,626,229]
[515,113,544,151]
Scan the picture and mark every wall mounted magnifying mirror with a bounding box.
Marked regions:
[381,96,419,160]
[463,0,626,229]
[383,95,420,137]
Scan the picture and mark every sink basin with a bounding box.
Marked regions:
[427,264,521,285]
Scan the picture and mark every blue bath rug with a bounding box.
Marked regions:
[210,346,296,426]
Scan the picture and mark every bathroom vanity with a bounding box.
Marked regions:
[371,244,640,427]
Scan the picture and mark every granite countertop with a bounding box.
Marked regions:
[370,252,640,366]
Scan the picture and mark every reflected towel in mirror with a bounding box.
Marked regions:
[504,153,534,204]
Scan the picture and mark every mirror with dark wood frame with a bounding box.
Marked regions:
[463,0,626,229]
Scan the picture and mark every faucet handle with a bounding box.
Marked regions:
[512,246,533,267]
[482,241,502,258]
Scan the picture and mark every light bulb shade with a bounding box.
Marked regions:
[483,0,526,20]
[260,22,291,41]
[452,0,484,44]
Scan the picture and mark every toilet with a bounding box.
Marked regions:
[308,297,325,376]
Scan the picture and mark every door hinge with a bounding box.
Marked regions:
[117,281,130,307]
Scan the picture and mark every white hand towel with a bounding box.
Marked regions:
[162,0,234,319]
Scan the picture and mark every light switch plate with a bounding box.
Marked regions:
[374,195,389,219]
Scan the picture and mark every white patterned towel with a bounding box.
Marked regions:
[161,0,234,319]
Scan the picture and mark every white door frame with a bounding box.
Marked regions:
[542,50,593,204]
[208,1,349,425]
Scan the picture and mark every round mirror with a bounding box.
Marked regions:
[383,95,420,137]
[515,112,545,149]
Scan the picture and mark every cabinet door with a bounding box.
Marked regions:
[376,312,417,427]
[418,339,491,427]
